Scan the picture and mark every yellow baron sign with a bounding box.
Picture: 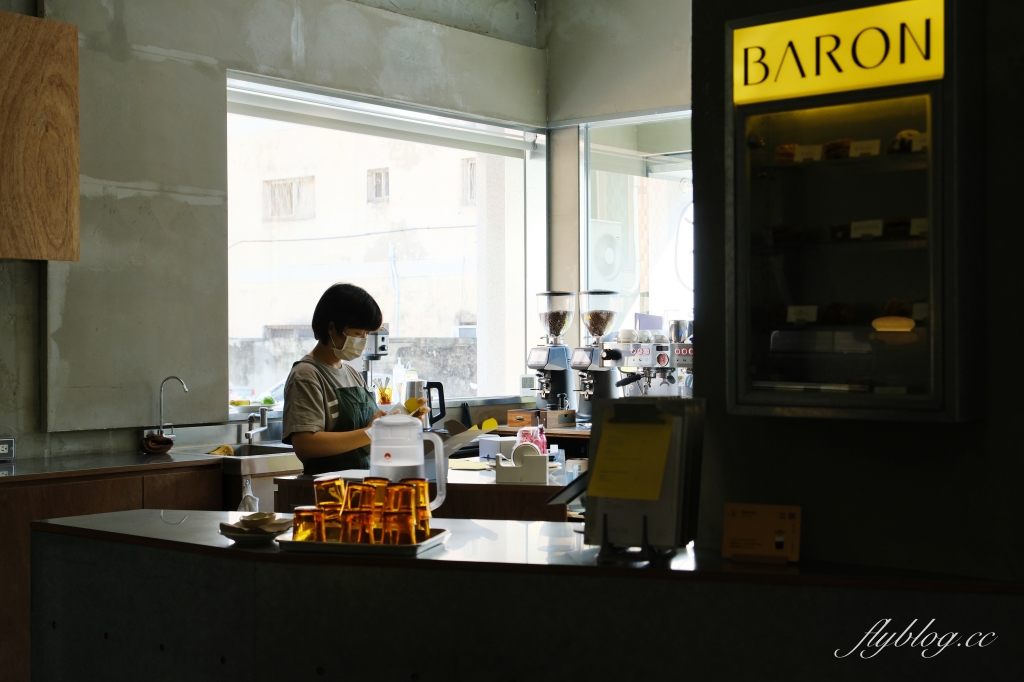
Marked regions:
[733,0,944,105]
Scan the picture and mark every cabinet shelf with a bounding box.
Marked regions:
[753,151,929,179]
[755,238,928,255]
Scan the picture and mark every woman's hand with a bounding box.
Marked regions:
[410,397,429,419]
[367,409,387,427]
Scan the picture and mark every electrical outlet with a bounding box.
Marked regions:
[0,437,15,460]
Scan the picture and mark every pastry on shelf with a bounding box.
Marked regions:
[880,298,912,318]
[773,143,797,164]
[887,129,921,154]
[823,138,852,160]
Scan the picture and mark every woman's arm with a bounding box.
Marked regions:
[290,428,373,459]
[290,400,427,460]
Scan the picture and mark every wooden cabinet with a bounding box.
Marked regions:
[0,10,79,261]
[143,469,221,510]
[0,462,221,682]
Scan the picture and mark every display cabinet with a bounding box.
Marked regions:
[725,0,983,420]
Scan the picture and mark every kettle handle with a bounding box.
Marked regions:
[425,382,446,426]
[424,431,447,511]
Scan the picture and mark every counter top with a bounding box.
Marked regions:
[495,424,592,439]
[32,509,1023,594]
[0,451,221,484]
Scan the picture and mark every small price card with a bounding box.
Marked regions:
[910,218,929,236]
[912,131,931,152]
[786,305,818,324]
[849,139,880,157]
[851,219,883,238]
[794,144,822,162]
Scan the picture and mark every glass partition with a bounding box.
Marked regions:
[738,93,937,405]
[584,114,693,333]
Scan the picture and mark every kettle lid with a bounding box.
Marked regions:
[375,414,421,428]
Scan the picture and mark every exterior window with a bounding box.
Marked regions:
[227,104,545,403]
[263,176,315,220]
[583,114,694,332]
[367,168,389,202]
[461,158,476,204]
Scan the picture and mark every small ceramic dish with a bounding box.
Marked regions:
[238,512,277,529]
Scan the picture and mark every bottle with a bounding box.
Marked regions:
[392,361,406,406]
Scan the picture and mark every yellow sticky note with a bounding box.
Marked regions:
[481,418,498,430]
[404,397,421,413]
[587,417,672,501]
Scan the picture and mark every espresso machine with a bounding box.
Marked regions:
[527,292,578,411]
[360,325,389,388]
[598,321,694,398]
[570,290,621,422]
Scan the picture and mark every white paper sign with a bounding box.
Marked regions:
[849,139,880,157]
[911,302,930,321]
[912,132,930,152]
[910,218,929,236]
[786,305,818,324]
[794,144,822,162]
[851,219,883,238]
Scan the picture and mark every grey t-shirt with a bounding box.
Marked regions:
[282,356,375,475]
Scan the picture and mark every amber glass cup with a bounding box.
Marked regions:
[363,477,390,542]
[400,477,431,540]
[343,483,377,544]
[292,506,325,542]
[382,483,418,545]
[320,502,344,542]
[313,476,347,507]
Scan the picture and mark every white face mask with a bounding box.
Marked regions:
[330,331,367,361]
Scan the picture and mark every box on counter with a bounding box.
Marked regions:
[541,410,576,428]
[507,409,540,428]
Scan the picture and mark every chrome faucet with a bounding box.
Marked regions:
[245,407,270,445]
[159,376,189,438]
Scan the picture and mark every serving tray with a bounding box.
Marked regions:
[278,528,450,556]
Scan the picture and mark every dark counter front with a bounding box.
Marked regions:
[31,510,1024,681]
[1,453,223,682]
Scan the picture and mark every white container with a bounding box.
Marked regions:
[479,435,517,460]
[368,414,447,510]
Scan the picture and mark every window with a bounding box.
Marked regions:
[263,176,315,220]
[461,158,476,204]
[367,168,389,202]
[582,113,694,335]
[226,75,546,402]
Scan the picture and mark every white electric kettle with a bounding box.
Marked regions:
[367,415,448,510]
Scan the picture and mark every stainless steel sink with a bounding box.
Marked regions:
[232,444,294,457]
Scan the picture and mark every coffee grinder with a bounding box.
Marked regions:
[570,290,621,423]
[527,292,578,411]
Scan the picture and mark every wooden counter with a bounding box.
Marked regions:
[0,453,223,682]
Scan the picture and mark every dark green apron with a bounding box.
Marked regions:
[295,359,377,476]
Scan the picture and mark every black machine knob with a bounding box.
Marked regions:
[602,348,622,361]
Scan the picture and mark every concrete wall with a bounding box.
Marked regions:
[36,0,544,437]
[692,0,1022,581]
[0,0,544,455]
[543,0,692,123]
[348,0,540,47]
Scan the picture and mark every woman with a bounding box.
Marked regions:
[282,283,424,476]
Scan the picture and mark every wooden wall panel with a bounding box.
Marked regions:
[0,10,79,261]
[0,476,142,682]
[142,469,222,511]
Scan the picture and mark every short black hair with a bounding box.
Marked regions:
[311,283,383,343]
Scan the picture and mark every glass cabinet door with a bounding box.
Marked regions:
[737,92,938,411]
